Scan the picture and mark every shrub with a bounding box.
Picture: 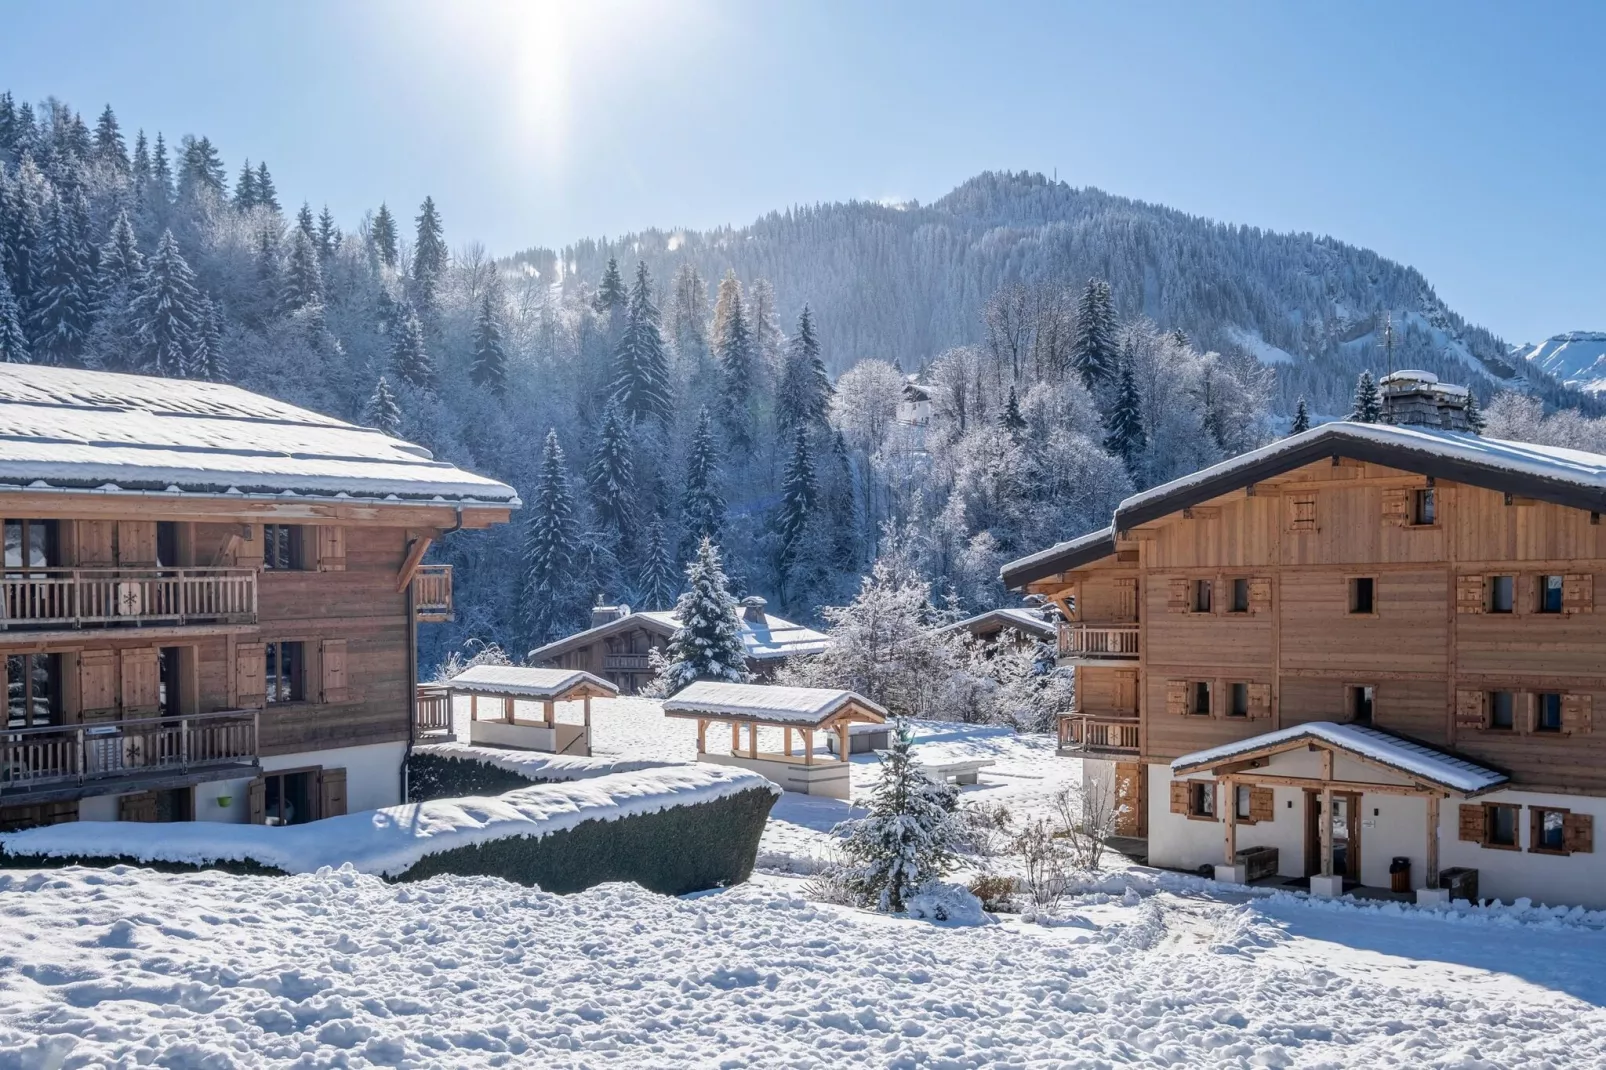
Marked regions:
[407,751,557,801]
[967,873,1018,913]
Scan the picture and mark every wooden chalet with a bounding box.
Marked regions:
[1003,370,1606,907]
[0,365,516,830]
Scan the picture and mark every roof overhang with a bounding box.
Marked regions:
[1000,527,1116,588]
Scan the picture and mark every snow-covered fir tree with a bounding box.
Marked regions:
[1103,359,1145,471]
[586,400,637,554]
[776,304,832,434]
[679,406,726,559]
[635,519,679,611]
[470,286,508,395]
[593,256,627,319]
[610,261,672,422]
[524,430,583,643]
[0,271,26,363]
[254,161,279,213]
[1351,370,1380,422]
[999,384,1027,440]
[27,192,93,364]
[835,720,963,913]
[1291,396,1311,433]
[1071,276,1118,393]
[365,377,402,436]
[316,206,339,258]
[232,159,256,211]
[370,203,399,268]
[1465,390,1485,434]
[194,293,225,382]
[391,308,432,388]
[649,536,749,695]
[295,202,316,244]
[668,262,710,369]
[280,227,323,313]
[411,196,446,311]
[774,424,818,589]
[127,229,200,376]
[92,105,127,173]
[712,270,755,451]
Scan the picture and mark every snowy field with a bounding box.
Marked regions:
[4,699,1605,1066]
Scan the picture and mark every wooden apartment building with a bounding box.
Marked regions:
[1004,370,1606,907]
[0,365,515,831]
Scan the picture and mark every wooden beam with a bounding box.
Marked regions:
[1228,772,1438,797]
[748,723,758,759]
[731,722,740,753]
[1223,776,1237,865]
[838,721,849,763]
[394,535,435,593]
[696,718,706,754]
[542,699,554,728]
[1425,794,1441,888]
[804,730,813,766]
[1320,785,1334,878]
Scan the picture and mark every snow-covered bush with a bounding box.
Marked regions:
[1012,817,1072,914]
[957,798,1014,856]
[433,638,513,682]
[905,882,990,926]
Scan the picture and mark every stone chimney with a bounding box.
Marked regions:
[738,595,768,628]
[590,602,630,628]
[1379,370,1471,431]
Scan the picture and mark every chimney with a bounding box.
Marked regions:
[590,603,630,628]
[738,595,768,628]
[1379,370,1471,431]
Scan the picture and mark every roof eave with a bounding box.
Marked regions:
[1000,528,1117,589]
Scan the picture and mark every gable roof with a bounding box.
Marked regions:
[445,665,619,700]
[938,606,1058,641]
[1171,721,1508,796]
[0,364,519,507]
[662,682,887,726]
[527,608,829,663]
[1003,420,1606,588]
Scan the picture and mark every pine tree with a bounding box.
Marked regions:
[1291,396,1311,434]
[1102,361,1146,469]
[668,262,710,366]
[680,406,725,558]
[636,518,678,611]
[524,430,582,638]
[177,135,225,200]
[836,721,963,913]
[92,105,127,172]
[1071,277,1119,392]
[371,203,399,268]
[0,271,28,363]
[592,256,626,318]
[127,229,201,376]
[193,294,226,383]
[391,308,432,388]
[316,206,339,258]
[365,377,403,436]
[999,384,1027,440]
[713,270,755,450]
[775,424,818,583]
[609,261,673,422]
[131,130,151,188]
[28,193,93,365]
[653,537,749,694]
[149,132,172,207]
[470,287,508,395]
[1351,371,1381,423]
[777,304,832,434]
[587,400,637,552]
[1465,391,1486,434]
[232,159,257,211]
[412,196,446,310]
[254,161,280,213]
[96,209,143,298]
[281,227,323,313]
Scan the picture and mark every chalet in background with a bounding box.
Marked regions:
[1005,370,1606,908]
[0,366,516,831]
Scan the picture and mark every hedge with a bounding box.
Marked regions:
[408,751,548,801]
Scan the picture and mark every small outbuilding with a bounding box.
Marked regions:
[449,665,620,756]
[662,682,888,799]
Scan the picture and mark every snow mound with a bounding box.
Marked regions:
[905,882,991,926]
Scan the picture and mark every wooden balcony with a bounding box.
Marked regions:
[1058,623,1140,661]
[415,684,453,739]
[603,653,652,672]
[1058,713,1141,757]
[412,564,453,622]
[0,710,259,804]
[0,567,256,634]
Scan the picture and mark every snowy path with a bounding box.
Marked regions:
[3,866,1604,1067]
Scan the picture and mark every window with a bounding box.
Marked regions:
[1289,495,1317,532]
[265,641,305,704]
[1229,578,1250,613]
[158,647,182,718]
[1349,685,1374,724]
[1349,577,1375,614]
[156,521,179,568]
[1489,575,1514,614]
[5,652,60,729]
[262,770,317,826]
[1533,808,1568,853]
[1539,575,1564,614]
[1192,681,1212,716]
[1412,488,1437,526]
[1235,785,1253,820]
[1486,804,1519,848]
[1229,682,1249,718]
[1536,692,1563,732]
[1192,579,1212,613]
[3,519,58,571]
[1489,691,1515,731]
[263,524,305,571]
[1190,781,1215,818]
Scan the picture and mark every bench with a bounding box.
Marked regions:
[925,758,994,786]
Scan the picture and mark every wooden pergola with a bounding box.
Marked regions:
[450,665,620,734]
[663,681,888,767]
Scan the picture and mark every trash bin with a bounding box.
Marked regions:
[1389,856,1411,893]
[1439,866,1479,903]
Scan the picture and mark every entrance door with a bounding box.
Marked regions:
[1305,791,1361,880]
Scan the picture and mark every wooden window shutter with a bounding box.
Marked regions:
[1114,576,1138,621]
[1166,679,1189,716]
[1454,689,1488,730]
[1458,803,1486,843]
[1167,577,1189,613]
[1169,780,1190,815]
[320,639,349,704]
[1248,577,1272,614]
[236,642,267,709]
[115,521,158,566]
[76,520,116,567]
[1248,787,1275,823]
[77,649,119,721]
[119,648,160,716]
[1565,813,1594,854]
[1288,495,1317,532]
[248,777,267,824]
[119,791,159,822]
[1456,575,1485,614]
[1380,487,1410,528]
[316,526,347,572]
[1563,693,1594,734]
[1247,683,1272,719]
[1564,573,1594,614]
[319,767,348,818]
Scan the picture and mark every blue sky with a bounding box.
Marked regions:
[1,1,1600,344]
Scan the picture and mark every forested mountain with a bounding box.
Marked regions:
[0,93,1584,673]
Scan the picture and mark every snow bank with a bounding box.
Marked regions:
[413,741,676,782]
[0,765,778,879]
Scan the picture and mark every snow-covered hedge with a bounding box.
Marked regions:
[0,766,780,895]
[408,742,678,801]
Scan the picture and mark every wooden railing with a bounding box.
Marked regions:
[412,564,453,622]
[1058,623,1140,659]
[415,685,453,736]
[0,710,259,797]
[603,653,652,671]
[1058,714,1141,755]
[0,567,256,630]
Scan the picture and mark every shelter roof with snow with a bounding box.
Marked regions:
[939,606,1058,642]
[528,606,829,665]
[662,682,887,727]
[445,665,620,701]
[0,364,519,510]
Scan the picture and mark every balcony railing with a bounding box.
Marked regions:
[1058,623,1141,660]
[413,564,453,622]
[1058,713,1141,756]
[0,710,259,799]
[0,567,257,632]
[416,685,453,737]
[603,653,652,672]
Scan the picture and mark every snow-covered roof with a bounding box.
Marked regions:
[939,606,1058,640]
[0,364,519,506]
[1171,721,1508,795]
[528,608,829,663]
[446,665,619,700]
[1004,419,1606,587]
[662,682,887,726]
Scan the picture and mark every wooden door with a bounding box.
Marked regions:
[319,767,347,818]
[119,648,160,717]
[1113,671,1138,714]
[1305,790,1362,880]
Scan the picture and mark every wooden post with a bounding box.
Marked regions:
[748,723,758,759]
[784,726,793,759]
[470,694,478,722]
[1320,786,1334,878]
[1223,776,1237,865]
[804,730,813,766]
[837,721,849,762]
[697,718,707,755]
[542,699,554,728]
[731,721,740,754]
[1425,794,1441,888]
[504,696,514,723]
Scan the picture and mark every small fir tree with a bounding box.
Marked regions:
[316,206,339,258]
[586,400,637,553]
[1102,361,1146,470]
[1291,396,1311,434]
[651,537,749,694]
[592,256,626,318]
[609,261,673,422]
[280,227,323,312]
[524,430,582,641]
[775,424,818,582]
[470,287,509,395]
[0,271,27,363]
[713,269,755,450]
[391,308,432,388]
[95,209,144,302]
[365,376,403,436]
[835,721,963,913]
[28,193,93,365]
[1465,390,1486,434]
[1351,370,1381,423]
[412,195,447,309]
[680,406,726,559]
[296,202,316,243]
[636,518,678,611]
[371,203,399,268]
[194,294,226,382]
[232,159,257,211]
[776,304,832,434]
[1071,277,1119,392]
[92,105,128,172]
[254,161,280,213]
[999,384,1027,440]
[127,229,201,376]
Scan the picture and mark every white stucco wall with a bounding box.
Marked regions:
[1439,787,1606,909]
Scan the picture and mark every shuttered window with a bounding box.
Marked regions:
[1247,577,1272,614]
[235,642,267,709]
[1538,575,1565,614]
[1457,574,1486,614]
[320,639,349,704]
[315,526,347,572]
[266,641,305,704]
[1247,683,1272,719]
[1564,573,1594,614]
[1288,496,1317,532]
[1381,487,1410,528]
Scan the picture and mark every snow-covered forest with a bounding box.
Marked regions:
[0,92,1584,671]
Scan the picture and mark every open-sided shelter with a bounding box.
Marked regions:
[449,665,619,756]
